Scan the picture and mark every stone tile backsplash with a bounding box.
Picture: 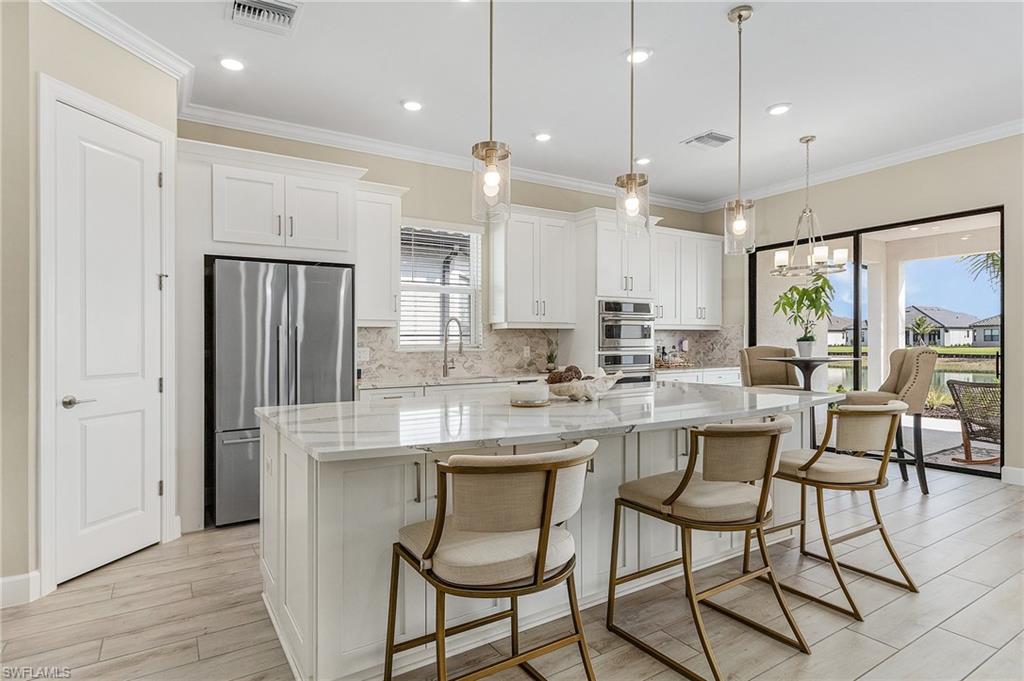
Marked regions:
[655,324,745,368]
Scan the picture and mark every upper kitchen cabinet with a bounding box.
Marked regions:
[355,183,406,327]
[581,209,659,300]
[654,229,682,325]
[196,142,365,257]
[665,229,723,330]
[490,207,575,328]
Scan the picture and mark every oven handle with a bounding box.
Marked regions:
[600,314,656,322]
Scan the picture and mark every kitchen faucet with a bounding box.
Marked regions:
[442,317,464,378]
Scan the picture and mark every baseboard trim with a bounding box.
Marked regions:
[1001,466,1024,486]
[1,570,41,609]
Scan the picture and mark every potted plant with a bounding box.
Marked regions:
[772,273,835,357]
[545,333,559,372]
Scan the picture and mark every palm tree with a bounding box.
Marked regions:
[909,315,936,346]
[959,252,1001,290]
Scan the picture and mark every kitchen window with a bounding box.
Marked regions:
[399,223,482,349]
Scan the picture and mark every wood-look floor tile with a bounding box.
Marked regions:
[138,640,286,681]
[850,573,990,649]
[0,584,113,622]
[941,572,1024,649]
[110,554,257,597]
[490,613,597,678]
[231,663,296,681]
[892,509,989,547]
[73,639,199,681]
[63,547,254,592]
[190,566,263,597]
[949,512,1024,548]
[548,640,678,681]
[949,533,1024,588]
[196,618,277,660]
[874,535,989,586]
[860,628,995,681]
[395,640,504,681]
[816,573,908,616]
[0,639,102,669]
[752,628,895,680]
[101,600,269,660]
[965,632,1024,680]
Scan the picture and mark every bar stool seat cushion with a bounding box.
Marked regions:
[618,472,770,523]
[398,518,574,587]
[778,449,881,485]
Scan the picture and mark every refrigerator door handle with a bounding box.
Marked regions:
[276,325,286,406]
[293,325,302,404]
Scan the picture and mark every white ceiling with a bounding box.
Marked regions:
[99,1,1023,207]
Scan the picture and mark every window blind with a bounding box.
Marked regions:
[399,225,482,348]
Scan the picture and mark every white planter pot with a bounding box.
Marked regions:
[797,340,814,357]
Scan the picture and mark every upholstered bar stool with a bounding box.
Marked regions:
[843,347,937,493]
[754,401,918,621]
[606,416,809,681]
[383,440,598,681]
[740,346,803,390]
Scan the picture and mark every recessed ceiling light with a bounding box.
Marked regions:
[766,102,792,116]
[961,234,972,240]
[401,100,423,112]
[909,226,920,231]
[932,225,941,230]
[625,48,653,64]
[220,58,245,71]
[635,157,651,166]
[534,132,552,142]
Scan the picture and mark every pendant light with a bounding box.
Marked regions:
[471,0,510,223]
[615,0,649,237]
[770,136,849,277]
[724,5,755,255]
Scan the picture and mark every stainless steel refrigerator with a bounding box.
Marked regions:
[207,257,354,526]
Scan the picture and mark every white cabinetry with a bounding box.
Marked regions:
[655,230,682,325]
[284,175,353,252]
[594,217,657,300]
[657,367,741,386]
[678,233,723,329]
[355,184,406,326]
[490,208,575,328]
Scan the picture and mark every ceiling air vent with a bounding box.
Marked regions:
[681,130,734,149]
[229,0,301,35]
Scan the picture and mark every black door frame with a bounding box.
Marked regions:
[747,206,1005,478]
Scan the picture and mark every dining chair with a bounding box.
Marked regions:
[740,346,803,389]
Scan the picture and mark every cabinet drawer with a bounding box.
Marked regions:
[703,369,741,386]
[658,370,703,383]
[359,387,424,400]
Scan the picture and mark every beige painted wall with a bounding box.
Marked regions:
[709,135,1023,470]
[0,2,178,578]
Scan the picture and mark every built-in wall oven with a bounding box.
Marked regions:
[597,301,656,389]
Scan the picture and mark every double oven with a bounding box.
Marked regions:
[597,300,656,389]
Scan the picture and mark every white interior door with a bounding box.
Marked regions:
[54,102,163,583]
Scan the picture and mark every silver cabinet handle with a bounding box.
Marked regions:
[542,300,546,316]
[288,216,295,238]
[223,436,260,445]
[393,294,398,312]
[61,395,96,409]
[413,461,423,503]
[382,395,403,400]
[628,275,634,291]
[623,275,628,291]
[276,214,282,236]
[534,300,538,316]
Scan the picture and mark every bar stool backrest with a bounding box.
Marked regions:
[834,401,908,456]
[700,415,794,483]
[444,440,597,533]
[879,348,937,414]
[740,346,800,387]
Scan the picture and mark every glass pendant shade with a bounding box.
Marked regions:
[723,199,755,254]
[471,141,510,223]
[615,172,649,237]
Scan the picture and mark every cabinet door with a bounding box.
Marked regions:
[655,231,681,325]
[680,236,702,325]
[212,164,285,246]
[355,191,400,325]
[285,175,354,253]
[581,435,639,600]
[538,218,574,324]
[595,220,627,298]
[638,430,683,569]
[259,423,281,610]
[318,455,427,679]
[625,229,656,299]
[506,215,540,323]
[699,238,723,327]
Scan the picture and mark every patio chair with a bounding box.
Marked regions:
[843,347,937,493]
[947,380,1001,465]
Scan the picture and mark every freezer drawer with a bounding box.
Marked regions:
[215,429,261,525]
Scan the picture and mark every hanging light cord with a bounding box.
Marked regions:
[488,0,494,141]
[629,0,635,174]
[804,140,811,211]
[736,14,743,202]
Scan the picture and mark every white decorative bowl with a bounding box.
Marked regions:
[547,369,624,401]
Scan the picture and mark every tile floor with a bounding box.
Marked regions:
[1,466,1021,681]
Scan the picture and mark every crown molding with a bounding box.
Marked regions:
[701,118,1024,211]
[179,101,706,213]
[41,0,194,107]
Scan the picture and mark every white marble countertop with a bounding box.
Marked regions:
[257,382,842,463]
[357,373,548,390]
[655,366,738,373]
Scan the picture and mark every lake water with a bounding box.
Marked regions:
[827,364,998,398]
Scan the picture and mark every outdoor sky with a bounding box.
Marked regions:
[830,255,1001,320]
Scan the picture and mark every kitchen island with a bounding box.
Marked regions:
[255,382,841,681]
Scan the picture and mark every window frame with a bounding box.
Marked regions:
[396,218,485,352]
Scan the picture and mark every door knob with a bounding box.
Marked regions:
[61,395,97,409]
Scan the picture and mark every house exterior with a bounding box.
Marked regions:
[905,305,978,347]
[971,314,1002,347]
[828,316,853,345]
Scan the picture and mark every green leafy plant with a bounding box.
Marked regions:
[545,332,559,365]
[909,316,936,346]
[958,252,1001,290]
[772,274,835,341]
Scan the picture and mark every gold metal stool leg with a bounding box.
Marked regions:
[435,589,448,681]
[812,486,863,621]
[869,490,918,593]
[383,545,401,681]
[683,528,724,681]
[567,572,596,681]
[755,527,810,654]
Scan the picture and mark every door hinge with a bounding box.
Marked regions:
[158,480,164,496]
[157,172,163,188]
[158,377,164,393]
[157,273,168,290]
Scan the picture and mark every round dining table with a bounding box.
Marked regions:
[762,355,861,445]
